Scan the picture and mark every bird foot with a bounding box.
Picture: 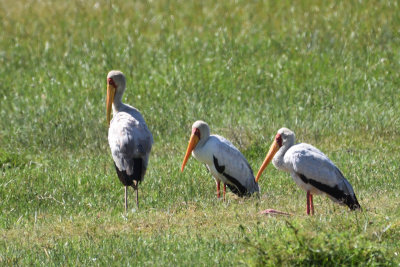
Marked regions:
[259,209,291,216]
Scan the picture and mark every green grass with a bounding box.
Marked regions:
[1,0,400,265]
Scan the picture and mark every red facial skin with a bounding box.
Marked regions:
[275,133,283,147]
[192,128,201,139]
[108,78,116,87]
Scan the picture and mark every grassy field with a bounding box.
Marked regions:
[1,0,400,265]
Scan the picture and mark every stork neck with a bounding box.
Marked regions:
[197,136,208,148]
[276,144,290,159]
[198,129,211,148]
[112,90,125,113]
[273,141,294,170]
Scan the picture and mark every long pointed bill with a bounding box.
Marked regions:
[181,133,200,172]
[106,84,116,126]
[255,140,280,182]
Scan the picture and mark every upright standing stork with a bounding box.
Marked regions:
[181,120,259,199]
[106,70,153,212]
[255,128,361,215]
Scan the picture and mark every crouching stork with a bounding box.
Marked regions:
[181,120,259,200]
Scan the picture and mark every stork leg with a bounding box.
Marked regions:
[310,193,314,215]
[216,180,221,198]
[133,180,139,209]
[124,186,128,213]
[306,191,310,215]
[223,183,226,201]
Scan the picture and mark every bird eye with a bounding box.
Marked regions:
[192,128,201,139]
[108,78,116,87]
[275,133,283,147]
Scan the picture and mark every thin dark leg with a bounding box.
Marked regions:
[133,181,139,209]
[306,191,310,215]
[125,186,128,213]
[310,194,314,215]
[223,183,226,201]
[216,180,221,198]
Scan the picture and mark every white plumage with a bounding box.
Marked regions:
[284,143,356,199]
[108,108,153,178]
[106,70,153,211]
[181,120,259,199]
[256,128,360,215]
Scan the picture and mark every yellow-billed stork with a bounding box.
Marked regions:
[181,120,259,199]
[106,70,153,212]
[256,127,361,215]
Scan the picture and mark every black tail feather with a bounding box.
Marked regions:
[297,173,361,211]
[345,194,362,211]
[114,158,144,186]
[224,174,251,197]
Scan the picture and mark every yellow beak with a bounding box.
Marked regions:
[181,133,200,172]
[255,140,280,182]
[106,83,116,126]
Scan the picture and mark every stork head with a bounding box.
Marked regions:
[181,120,210,172]
[275,127,295,147]
[255,127,295,182]
[106,70,126,126]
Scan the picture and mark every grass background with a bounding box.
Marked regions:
[1,0,399,265]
